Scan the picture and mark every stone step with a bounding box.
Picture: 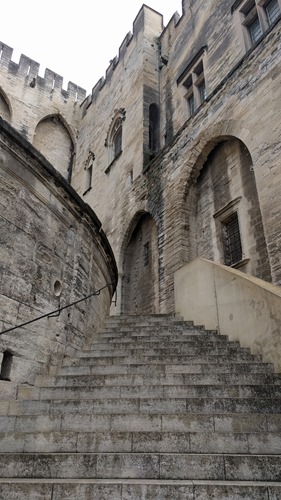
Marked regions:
[55,362,273,377]
[2,412,280,433]
[84,343,250,356]
[75,354,261,367]
[5,396,281,416]
[1,478,281,500]
[16,383,281,401]
[35,372,277,388]
[98,328,216,338]
[0,453,280,481]
[104,315,185,324]
[1,430,281,454]
[0,479,281,500]
[88,337,240,347]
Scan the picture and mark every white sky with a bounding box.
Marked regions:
[0,1,182,94]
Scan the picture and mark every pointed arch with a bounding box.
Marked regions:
[105,108,126,172]
[183,135,271,282]
[121,211,159,315]
[33,114,74,181]
[0,87,12,122]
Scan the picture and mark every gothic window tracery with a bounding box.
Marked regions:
[105,108,126,173]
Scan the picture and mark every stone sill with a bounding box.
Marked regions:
[231,258,250,269]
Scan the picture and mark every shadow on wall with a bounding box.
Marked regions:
[121,212,159,315]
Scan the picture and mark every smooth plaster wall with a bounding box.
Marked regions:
[174,258,281,372]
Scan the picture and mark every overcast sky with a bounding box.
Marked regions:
[0,1,182,94]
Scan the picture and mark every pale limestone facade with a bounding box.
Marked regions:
[0,0,281,319]
[0,119,117,382]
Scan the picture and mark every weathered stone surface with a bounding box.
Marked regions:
[0,315,281,495]
[0,121,117,383]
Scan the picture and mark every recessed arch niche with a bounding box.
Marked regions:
[33,115,74,180]
[185,136,271,282]
[121,212,159,315]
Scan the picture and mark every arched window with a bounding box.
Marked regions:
[105,108,126,172]
[113,117,122,158]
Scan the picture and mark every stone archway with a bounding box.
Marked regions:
[186,136,271,282]
[122,213,159,315]
[33,115,74,180]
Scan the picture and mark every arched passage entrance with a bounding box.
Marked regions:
[122,213,159,315]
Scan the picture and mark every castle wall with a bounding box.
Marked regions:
[0,2,281,316]
[0,119,117,383]
[194,139,271,281]
[0,43,85,179]
[147,18,281,312]
[159,0,249,143]
[72,6,163,249]
[109,16,281,314]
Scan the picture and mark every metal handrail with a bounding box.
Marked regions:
[0,281,116,336]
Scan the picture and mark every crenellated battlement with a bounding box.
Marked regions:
[82,6,163,114]
[0,42,86,103]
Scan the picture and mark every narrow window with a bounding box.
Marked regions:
[198,81,206,104]
[83,154,94,196]
[105,109,126,173]
[222,213,242,266]
[188,94,195,116]
[0,351,12,380]
[183,58,206,117]
[144,242,150,266]
[265,0,280,24]
[113,118,122,159]
[236,0,280,51]
[149,104,160,154]
[86,164,92,191]
[249,16,263,43]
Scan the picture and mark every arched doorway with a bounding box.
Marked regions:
[122,213,159,315]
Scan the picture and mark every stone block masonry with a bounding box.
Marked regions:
[0,118,117,383]
[1,2,281,317]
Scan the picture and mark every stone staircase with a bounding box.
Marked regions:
[0,314,281,499]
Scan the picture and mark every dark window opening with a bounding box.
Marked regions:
[188,94,195,116]
[266,0,280,24]
[222,213,242,266]
[149,104,160,154]
[113,123,122,158]
[87,164,93,189]
[249,16,262,43]
[144,242,150,266]
[198,81,206,104]
[0,351,12,381]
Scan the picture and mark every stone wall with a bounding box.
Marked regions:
[0,42,85,180]
[174,258,281,372]
[0,119,117,383]
[0,3,281,316]
[72,4,281,314]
